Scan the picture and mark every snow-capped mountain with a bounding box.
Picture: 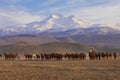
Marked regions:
[0,14,120,37]
[0,14,91,36]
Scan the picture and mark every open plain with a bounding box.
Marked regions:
[0,59,120,80]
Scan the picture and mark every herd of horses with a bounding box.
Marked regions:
[89,49,117,60]
[24,52,86,61]
[0,49,118,61]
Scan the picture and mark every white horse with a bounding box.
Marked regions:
[32,54,37,60]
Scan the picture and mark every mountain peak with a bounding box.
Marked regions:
[68,15,77,19]
[49,14,63,19]
[44,14,63,23]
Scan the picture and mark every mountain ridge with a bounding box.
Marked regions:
[0,41,120,54]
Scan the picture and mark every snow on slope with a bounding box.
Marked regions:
[0,14,120,37]
[32,14,91,32]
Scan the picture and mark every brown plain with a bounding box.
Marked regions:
[0,59,120,80]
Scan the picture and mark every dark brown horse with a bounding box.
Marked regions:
[109,53,112,59]
[36,54,40,60]
[96,52,101,60]
[24,54,32,60]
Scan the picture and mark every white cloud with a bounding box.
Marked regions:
[77,3,120,24]
[53,0,120,24]
[0,6,44,27]
[0,0,120,28]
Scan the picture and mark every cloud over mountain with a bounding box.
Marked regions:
[0,0,120,27]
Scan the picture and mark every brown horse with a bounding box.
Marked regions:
[89,49,97,60]
[64,53,72,60]
[56,53,63,61]
[4,53,20,60]
[79,52,86,60]
[24,54,32,60]
[4,53,10,60]
[109,53,112,59]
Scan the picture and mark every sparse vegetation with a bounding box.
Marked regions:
[0,60,119,80]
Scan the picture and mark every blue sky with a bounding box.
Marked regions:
[0,0,120,27]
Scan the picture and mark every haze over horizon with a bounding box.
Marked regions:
[0,0,120,28]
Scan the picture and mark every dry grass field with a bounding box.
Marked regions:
[0,59,120,80]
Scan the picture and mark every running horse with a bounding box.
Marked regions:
[4,53,20,60]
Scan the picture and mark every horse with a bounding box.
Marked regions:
[96,52,101,60]
[108,53,112,59]
[79,52,86,60]
[24,54,32,60]
[32,53,40,60]
[105,52,109,59]
[36,54,40,60]
[101,52,106,59]
[10,53,20,60]
[32,53,37,60]
[89,49,97,60]
[4,53,10,60]
[72,53,79,60]
[4,53,20,60]
[56,53,63,61]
